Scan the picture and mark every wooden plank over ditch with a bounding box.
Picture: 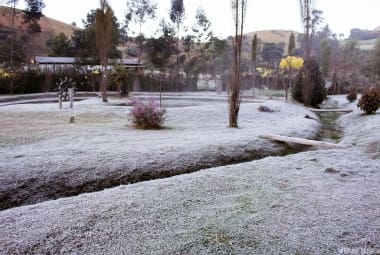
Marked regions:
[309,108,353,113]
[260,134,345,149]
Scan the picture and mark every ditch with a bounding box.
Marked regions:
[0,99,347,211]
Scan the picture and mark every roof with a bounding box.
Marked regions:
[35,56,75,64]
[35,56,143,66]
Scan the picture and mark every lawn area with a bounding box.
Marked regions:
[0,93,379,254]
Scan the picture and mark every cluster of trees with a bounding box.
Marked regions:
[0,0,233,96]
[250,1,380,108]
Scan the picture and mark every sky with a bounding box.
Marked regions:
[13,0,380,38]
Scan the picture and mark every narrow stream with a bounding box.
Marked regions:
[316,111,343,143]
[316,99,344,143]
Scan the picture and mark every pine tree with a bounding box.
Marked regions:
[288,32,296,56]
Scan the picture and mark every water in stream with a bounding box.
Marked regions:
[316,111,343,143]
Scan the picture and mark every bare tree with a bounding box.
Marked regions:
[229,0,247,128]
[23,0,45,61]
[2,0,18,94]
[170,0,185,68]
[251,33,258,92]
[125,0,157,63]
[145,19,176,106]
[96,0,114,102]
[299,0,314,106]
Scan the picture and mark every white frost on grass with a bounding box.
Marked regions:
[0,96,379,254]
[0,95,319,209]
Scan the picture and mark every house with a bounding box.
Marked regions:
[34,56,144,73]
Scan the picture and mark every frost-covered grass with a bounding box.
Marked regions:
[0,95,379,254]
[0,94,319,209]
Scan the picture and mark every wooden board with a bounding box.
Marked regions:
[260,134,345,149]
[309,108,353,113]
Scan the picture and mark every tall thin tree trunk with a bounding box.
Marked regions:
[101,60,108,102]
[138,23,142,63]
[300,0,313,106]
[229,0,245,128]
[175,23,180,92]
[9,2,16,95]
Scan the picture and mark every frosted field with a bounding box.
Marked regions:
[0,94,379,254]
[0,93,319,209]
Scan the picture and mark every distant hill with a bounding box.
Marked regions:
[0,6,78,37]
[225,29,300,59]
[349,28,380,41]
[357,38,378,50]
[245,30,300,47]
[349,27,380,50]
[0,5,79,55]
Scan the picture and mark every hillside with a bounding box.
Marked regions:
[0,6,78,37]
[228,29,300,60]
[245,29,300,47]
[357,38,378,50]
[0,5,79,56]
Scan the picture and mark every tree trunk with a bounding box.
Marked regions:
[69,88,74,108]
[286,67,292,101]
[9,2,16,95]
[138,24,142,63]
[229,0,245,128]
[159,72,162,107]
[301,0,313,106]
[229,90,239,128]
[101,63,108,102]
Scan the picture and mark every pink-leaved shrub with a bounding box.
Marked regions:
[129,99,166,129]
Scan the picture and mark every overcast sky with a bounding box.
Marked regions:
[15,0,380,38]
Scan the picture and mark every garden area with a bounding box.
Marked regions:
[1,0,380,253]
[0,92,379,254]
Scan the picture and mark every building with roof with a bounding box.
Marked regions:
[34,56,144,73]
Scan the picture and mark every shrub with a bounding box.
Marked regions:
[357,88,380,114]
[129,99,166,129]
[292,57,327,107]
[346,89,357,103]
[292,71,304,103]
[258,105,274,112]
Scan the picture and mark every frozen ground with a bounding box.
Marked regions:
[0,94,379,254]
[0,93,319,209]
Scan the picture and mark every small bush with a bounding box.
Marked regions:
[357,88,380,114]
[346,89,357,102]
[129,99,166,129]
[258,105,274,112]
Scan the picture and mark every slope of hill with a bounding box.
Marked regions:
[357,38,378,50]
[0,5,78,37]
[245,30,300,46]
[230,29,300,60]
[0,5,79,57]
